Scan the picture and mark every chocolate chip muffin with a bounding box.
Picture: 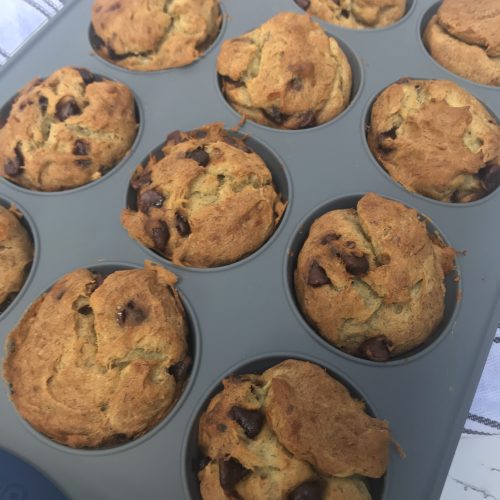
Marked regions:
[294,0,406,29]
[121,123,285,268]
[295,193,456,361]
[91,0,222,71]
[368,79,500,203]
[3,261,191,448]
[0,205,33,311]
[423,0,500,87]
[197,359,390,499]
[0,67,138,192]
[217,12,352,130]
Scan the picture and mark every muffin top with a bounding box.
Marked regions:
[216,12,352,129]
[423,0,500,86]
[0,205,33,309]
[0,67,138,192]
[295,193,455,360]
[91,0,221,71]
[198,359,389,499]
[295,0,406,29]
[121,123,285,268]
[3,262,190,448]
[368,79,500,202]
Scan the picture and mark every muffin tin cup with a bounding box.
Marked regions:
[181,352,389,500]
[0,0,499,499]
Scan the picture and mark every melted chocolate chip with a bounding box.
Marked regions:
[131,171,152,190]
[198,456,211,472]
[38,95,48,114]
[75,159,92,168]
[340,9,350,17]
[222,135,252,153]
[359,336,391,362]
[76,68,101,85]
[147,220,169,252]
[168,356,192,382]
[88,273,105,293]
[297,111,316,129]
[307,261,330,287]
[381,126,398,140]
[175,212,191,237]
[7,341,16,354]
[217,423,227,432]
[290,77,303,91]
[166,130,184,145]
[4,144,24,177]
[479,164,500,194]
[229,406,264,438]
[186,147,210,167]
[191,129,208,139]
[320,233,341,245]
[288,480,325,500]
[295,0,311,9]
[138,189,165,213]
[73,139,90,156]
[78,305,93,316]
[117,300,146,326]
[341,253,369,276]
[108,433,129,445]
[107,46,134,61]
[8,383,14,395]
[108,1,121,11]
[219,458,251,491]
[222,75,245,87]
[262,107,289,125]
[55,96,81,121]
[0,94,19,129]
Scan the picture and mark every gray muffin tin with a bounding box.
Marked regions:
[0,0,499,499]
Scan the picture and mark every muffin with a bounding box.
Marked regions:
[217,12,352,130]
[3,261,191,448]
[0,67,138,192]
[91,0,222,71]
[423,0,500,87]
[294,0,406,29]
[295,193,456,361]
[197,359,390,499]
[367,78,500,203]
[121,123,286,268]
[0,205,33,311]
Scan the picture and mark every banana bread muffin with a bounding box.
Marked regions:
[91,0,222,71]
[3,261,191,448]
[295,193,456,361]
[198,359,390,499]
[423,0,500,87]
[367,78,500,202]
[0,205,33,311]
[0,67,138,192]
[294,0,406,29]
[216,12,352,130]
[121,123,286,268]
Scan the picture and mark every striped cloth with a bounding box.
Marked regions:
[0,0,499,437]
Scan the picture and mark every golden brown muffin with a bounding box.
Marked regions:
[295,0,406,29]
[0,67,138,192]
[367,79,500,203]
[0,205,33,310]
[294,193,455,361]
[121,123,285,268]
[423,0,500,87]
[198,359,389,499]
[91,0,221,71]
[216,12,352,130]
[3,262,191,448]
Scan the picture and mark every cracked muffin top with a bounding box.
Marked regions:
[423,0,500,87]
[3,261,191,448]
[294,0,406,29]
[295,193,456,361]
[121,123,286,268]
[0,67,138,192]
[216,12,352,130]
[197,359,389,499]
[0,205,33,311]
[367,79,500,203]
[91,0,222,71]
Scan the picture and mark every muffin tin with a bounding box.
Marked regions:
[0,0,499,499]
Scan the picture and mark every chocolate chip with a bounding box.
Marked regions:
[107,46,134,61]
[222,135,252,153]
[175,212,191,237]
[88,273,105,293]
[320,233,341,245]
[55,289,65,300]
[218,458,251,491]
[108,1,121,10]
[8,383,14,395]
[288,480,325,500]
[166,130,184,145]
[341,254,369,276]
[131,171,152,190]
[147,220,169,252]
[100,403,108,412]
[78,305,93,315]
[262,107,289,125]
[186,147,210,167]
[108,433,129,445]
[358,336,391,362]
[0,94,19,129]
[479,164,500,194]
[76,68,101,85]
[229,406,264,438]
[198,456,211,472]
[450,190,461,203]
[117,300,146,326]
[75,159,92,168]
[221,75,244,87]
[340,9,350,17]
[19,100,33,111]
[295,0,311,9]
[73,139,90,156]
[4,144,24,177]
[38,95,48,114]
[307,261,330,287]
[297,111,316,129]
[7,341,16,354]
[168,356,192,382]
[55,96,81,121]
[191,129,208,139]
[217,174,226,184]
[138,189,165,213]
[290,77,303,91]
[217,423,227,432]
[378,144,394,156]
[381,126,398,140]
